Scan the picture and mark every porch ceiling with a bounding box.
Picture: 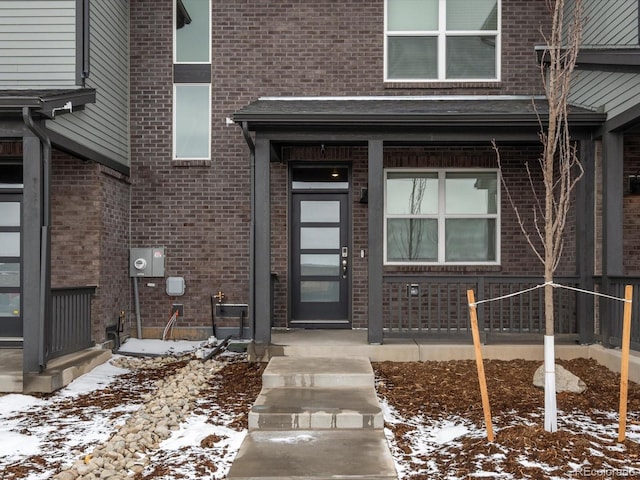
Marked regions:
[233,96,607,131]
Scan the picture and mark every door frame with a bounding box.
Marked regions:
[288,163,352,329]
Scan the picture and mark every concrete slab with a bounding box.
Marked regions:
[227,429,397,480]
[250,386,383,430]
[589,344,640,384]
[23,348,111,393]
[0,349,23,393]
[415,343,590,362]
[262,356,374,388]
[270,329,421,362]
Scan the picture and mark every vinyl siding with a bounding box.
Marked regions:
[48,0,130,168]
[581,0,638,46]
[568,0,640,119]
[0,1,77,87]
[571,70,640,119]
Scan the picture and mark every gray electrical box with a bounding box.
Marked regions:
[130,247,165,277]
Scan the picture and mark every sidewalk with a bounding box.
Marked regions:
[227,356,398,480]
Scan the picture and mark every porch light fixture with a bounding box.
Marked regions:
[359,187,368,204]
[630,175,640,195]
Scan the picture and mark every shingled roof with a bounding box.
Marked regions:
[234,96,606,129]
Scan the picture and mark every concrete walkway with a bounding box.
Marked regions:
[227,356,398,480]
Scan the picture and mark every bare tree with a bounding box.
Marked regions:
[494,0,583,432]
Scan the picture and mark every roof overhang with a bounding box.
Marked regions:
[0,88,96,119]
[234,96,607,132]
[536,45,640,73]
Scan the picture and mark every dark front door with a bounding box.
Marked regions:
[291,192,350,327]
[0,194,22,344]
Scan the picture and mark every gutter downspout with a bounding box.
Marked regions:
[241,121,256,339]
[23,107,52,372]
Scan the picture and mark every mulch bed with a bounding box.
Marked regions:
[374,358,640,479]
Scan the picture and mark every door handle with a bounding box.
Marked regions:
[341,247,348,278]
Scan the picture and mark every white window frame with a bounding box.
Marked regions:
[173,0,212,64]
[384,0,501,82]
[172,84,212,160]
[384,168,501,265]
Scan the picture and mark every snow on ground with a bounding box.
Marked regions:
[0,338,243,479]
[2,339,640,479]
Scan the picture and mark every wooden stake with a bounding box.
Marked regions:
[618,284,633,443]
[467,289,494,442]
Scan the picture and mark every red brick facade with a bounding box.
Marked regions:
[121,0,573,337]
[51,153,131,343]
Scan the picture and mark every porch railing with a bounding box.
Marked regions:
[49,286,97,360]
[383,275,580,341]
[598,276,640,351]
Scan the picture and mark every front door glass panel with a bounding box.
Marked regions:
[300,228,340,249]
[300,201,340,222]
[0,233,19,257]
[301,281,340,302]
[0,203,19,226]
[300,254,340,276]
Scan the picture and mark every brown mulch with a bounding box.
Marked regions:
[374,358,640,479]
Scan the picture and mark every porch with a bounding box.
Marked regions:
[252,328,640,384]
[0,347,111,394]
[233,96,609,347]
[0,285,102,393]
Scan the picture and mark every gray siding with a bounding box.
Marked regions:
[571,70,640,119]
[566,0,639,46]
[0,1,77,88]
[48,0,130,168]
[568,1,640,119]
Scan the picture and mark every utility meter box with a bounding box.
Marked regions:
[130,247,165,277]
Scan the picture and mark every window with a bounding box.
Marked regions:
[173,0,211,160]
[385,169,499,264]
[385,0,500,82]
[173,84,211,159]
[175,0,211,63]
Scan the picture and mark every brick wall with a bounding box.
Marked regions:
[129,0,554,335]
[624,135,640,275]
[51,152,131,343]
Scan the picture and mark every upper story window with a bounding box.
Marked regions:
[173,0,212,161]
[385,169,500,265]
[175,0,211,63]
[384,0,500,82]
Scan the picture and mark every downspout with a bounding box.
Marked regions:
[241,121,256,338]
[23,107,52,371]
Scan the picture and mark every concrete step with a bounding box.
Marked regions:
[261,356,374,388]
[226,429,397,480]
[249,386,383,430]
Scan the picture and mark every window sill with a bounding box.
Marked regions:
[171,159,212,167]
[384,81,502,90]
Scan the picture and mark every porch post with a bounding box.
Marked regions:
[601,130,624,347]
[254,135,271,344]
[576,134,595,344]
[368,139,384,344]
[22,132,44,373]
